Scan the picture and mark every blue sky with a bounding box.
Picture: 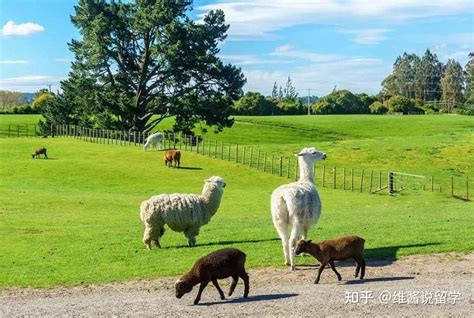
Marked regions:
[0,0,473,96]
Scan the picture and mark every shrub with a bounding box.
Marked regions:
[369,101,387,114]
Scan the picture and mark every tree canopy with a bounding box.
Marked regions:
[43,0,245,133]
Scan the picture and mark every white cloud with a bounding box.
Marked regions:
[1,20,44,36]
[0,60,29,64]
[197,0,473,40]
[340,29,390,45]
[55,57,72,63]
[243,47,389,95]
[0,75,63,92]
[219,54,294,66]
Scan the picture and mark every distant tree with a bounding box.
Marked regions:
[43,0,245,133]
[0,90,25,109]
[369,101,387,114]
[32,90,55,111]
[278,86,284,101]
[232,92,279,115]
[312,90,369,114]
[441,59,465,112]
[385,95,418,114]
[283,76,298,100]
[271,82,279,100]
[277,98,304,115]
[382,52,421,99]
[414,49,443,101]
[464,52,474,106]
[356,93,376,110]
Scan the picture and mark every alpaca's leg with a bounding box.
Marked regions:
[272,197,290,266]
[289,223,303,270]
[185,227,200,247]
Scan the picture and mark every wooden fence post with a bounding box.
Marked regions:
[249,148,253,167]
[360,169,365,192]
[279,156,283,177]
[369,170,374,193]
[208,139,212,157]
[431,176,434,192]
[295,157,298,181]
[322,165,326,187]
[287,157,291,178]
[351,168,354,191]
[235,144,239,163]
[243,146,246,164]
[263,152,267,172]
[271,154,275,175]
[343,168,346,190]
[257,150,261,170]
[333,167,337,189]
[196,136,199,154]
[221,141,224,159]
[451,176,454,197]
[467,176,469,200]
[214,140,217,158]
[228,144,232,161]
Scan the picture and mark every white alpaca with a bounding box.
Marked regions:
[271,147,326,270]
[143,132,164,151]
[140,176,226,249]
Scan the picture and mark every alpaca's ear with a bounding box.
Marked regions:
[307,240,312,244]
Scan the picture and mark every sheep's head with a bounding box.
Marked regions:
[204,176,226,189]
[296,147,326,161]
[295,239,312,255]
[175,278,193,299]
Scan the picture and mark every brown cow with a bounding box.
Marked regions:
[32,147,48,159]
[164,150,181,168]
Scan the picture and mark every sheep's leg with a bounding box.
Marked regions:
[288,224,302,270]
[211,279,225,300]
[315,261,327,284]
[239,271,249,298]
[228,275,239,296]
[357,257,366,279]
[329,260,342,281]
[194,281,208,305]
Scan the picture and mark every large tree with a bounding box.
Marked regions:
[415,49,443,102]
[464,52,474,105]
[441,59,464,112]
[382,52,420,99]
[50,0,245,133]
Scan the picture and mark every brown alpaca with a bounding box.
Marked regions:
[164,150,181,167]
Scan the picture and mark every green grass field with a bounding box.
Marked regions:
[1,114,473,288]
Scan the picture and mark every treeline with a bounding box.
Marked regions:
[233,50,473,116]
[0,90,46,114]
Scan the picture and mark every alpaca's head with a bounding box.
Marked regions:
[296,147,326,162]
[204,176,226,189]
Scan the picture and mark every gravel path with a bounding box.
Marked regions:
[1,253,472,317]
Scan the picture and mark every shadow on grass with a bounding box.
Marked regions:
[177,166,203,170]
[197,293,299,306]
[167,238,281,249]
[344,276,414,285]
[297,243,440,268]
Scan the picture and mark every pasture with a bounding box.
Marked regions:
[0,114,473,288]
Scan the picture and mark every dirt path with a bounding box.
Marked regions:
[1,253,473,317]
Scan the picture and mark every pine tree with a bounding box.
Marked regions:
[283,76,298,100]
[271,82,279,100]
[415,49,443,102]
[464,52,474,105]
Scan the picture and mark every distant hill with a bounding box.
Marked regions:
[22,93,36,103]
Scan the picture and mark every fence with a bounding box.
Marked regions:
[0,124,39,138]
[2,123,471,200]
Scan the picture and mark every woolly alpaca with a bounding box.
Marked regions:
[140,176,226,249]
[143,132,164,151]
[271,147,326,270]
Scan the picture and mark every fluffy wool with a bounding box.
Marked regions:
[143,132,164,151]
[140,176,226,248]
[271,147,326,270]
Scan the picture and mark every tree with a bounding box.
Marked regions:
[385,95,418,114]
[441,59,464,112]
[277,99,304,114]
[312,90,370,114]
[0,90,25,109]
[464,52,474,106]
[382,52,421,99]
[45,0,245,133]
[369,101,387,114]
[271,82,279,100]
[283,76,298,100]
[232,92,279,115]
[415,49,443,102]
[32,89,55,111]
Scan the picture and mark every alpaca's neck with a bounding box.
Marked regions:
[298,156,315,183]
[201,185,224,216]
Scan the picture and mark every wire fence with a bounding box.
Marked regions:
[2,123,471,201]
